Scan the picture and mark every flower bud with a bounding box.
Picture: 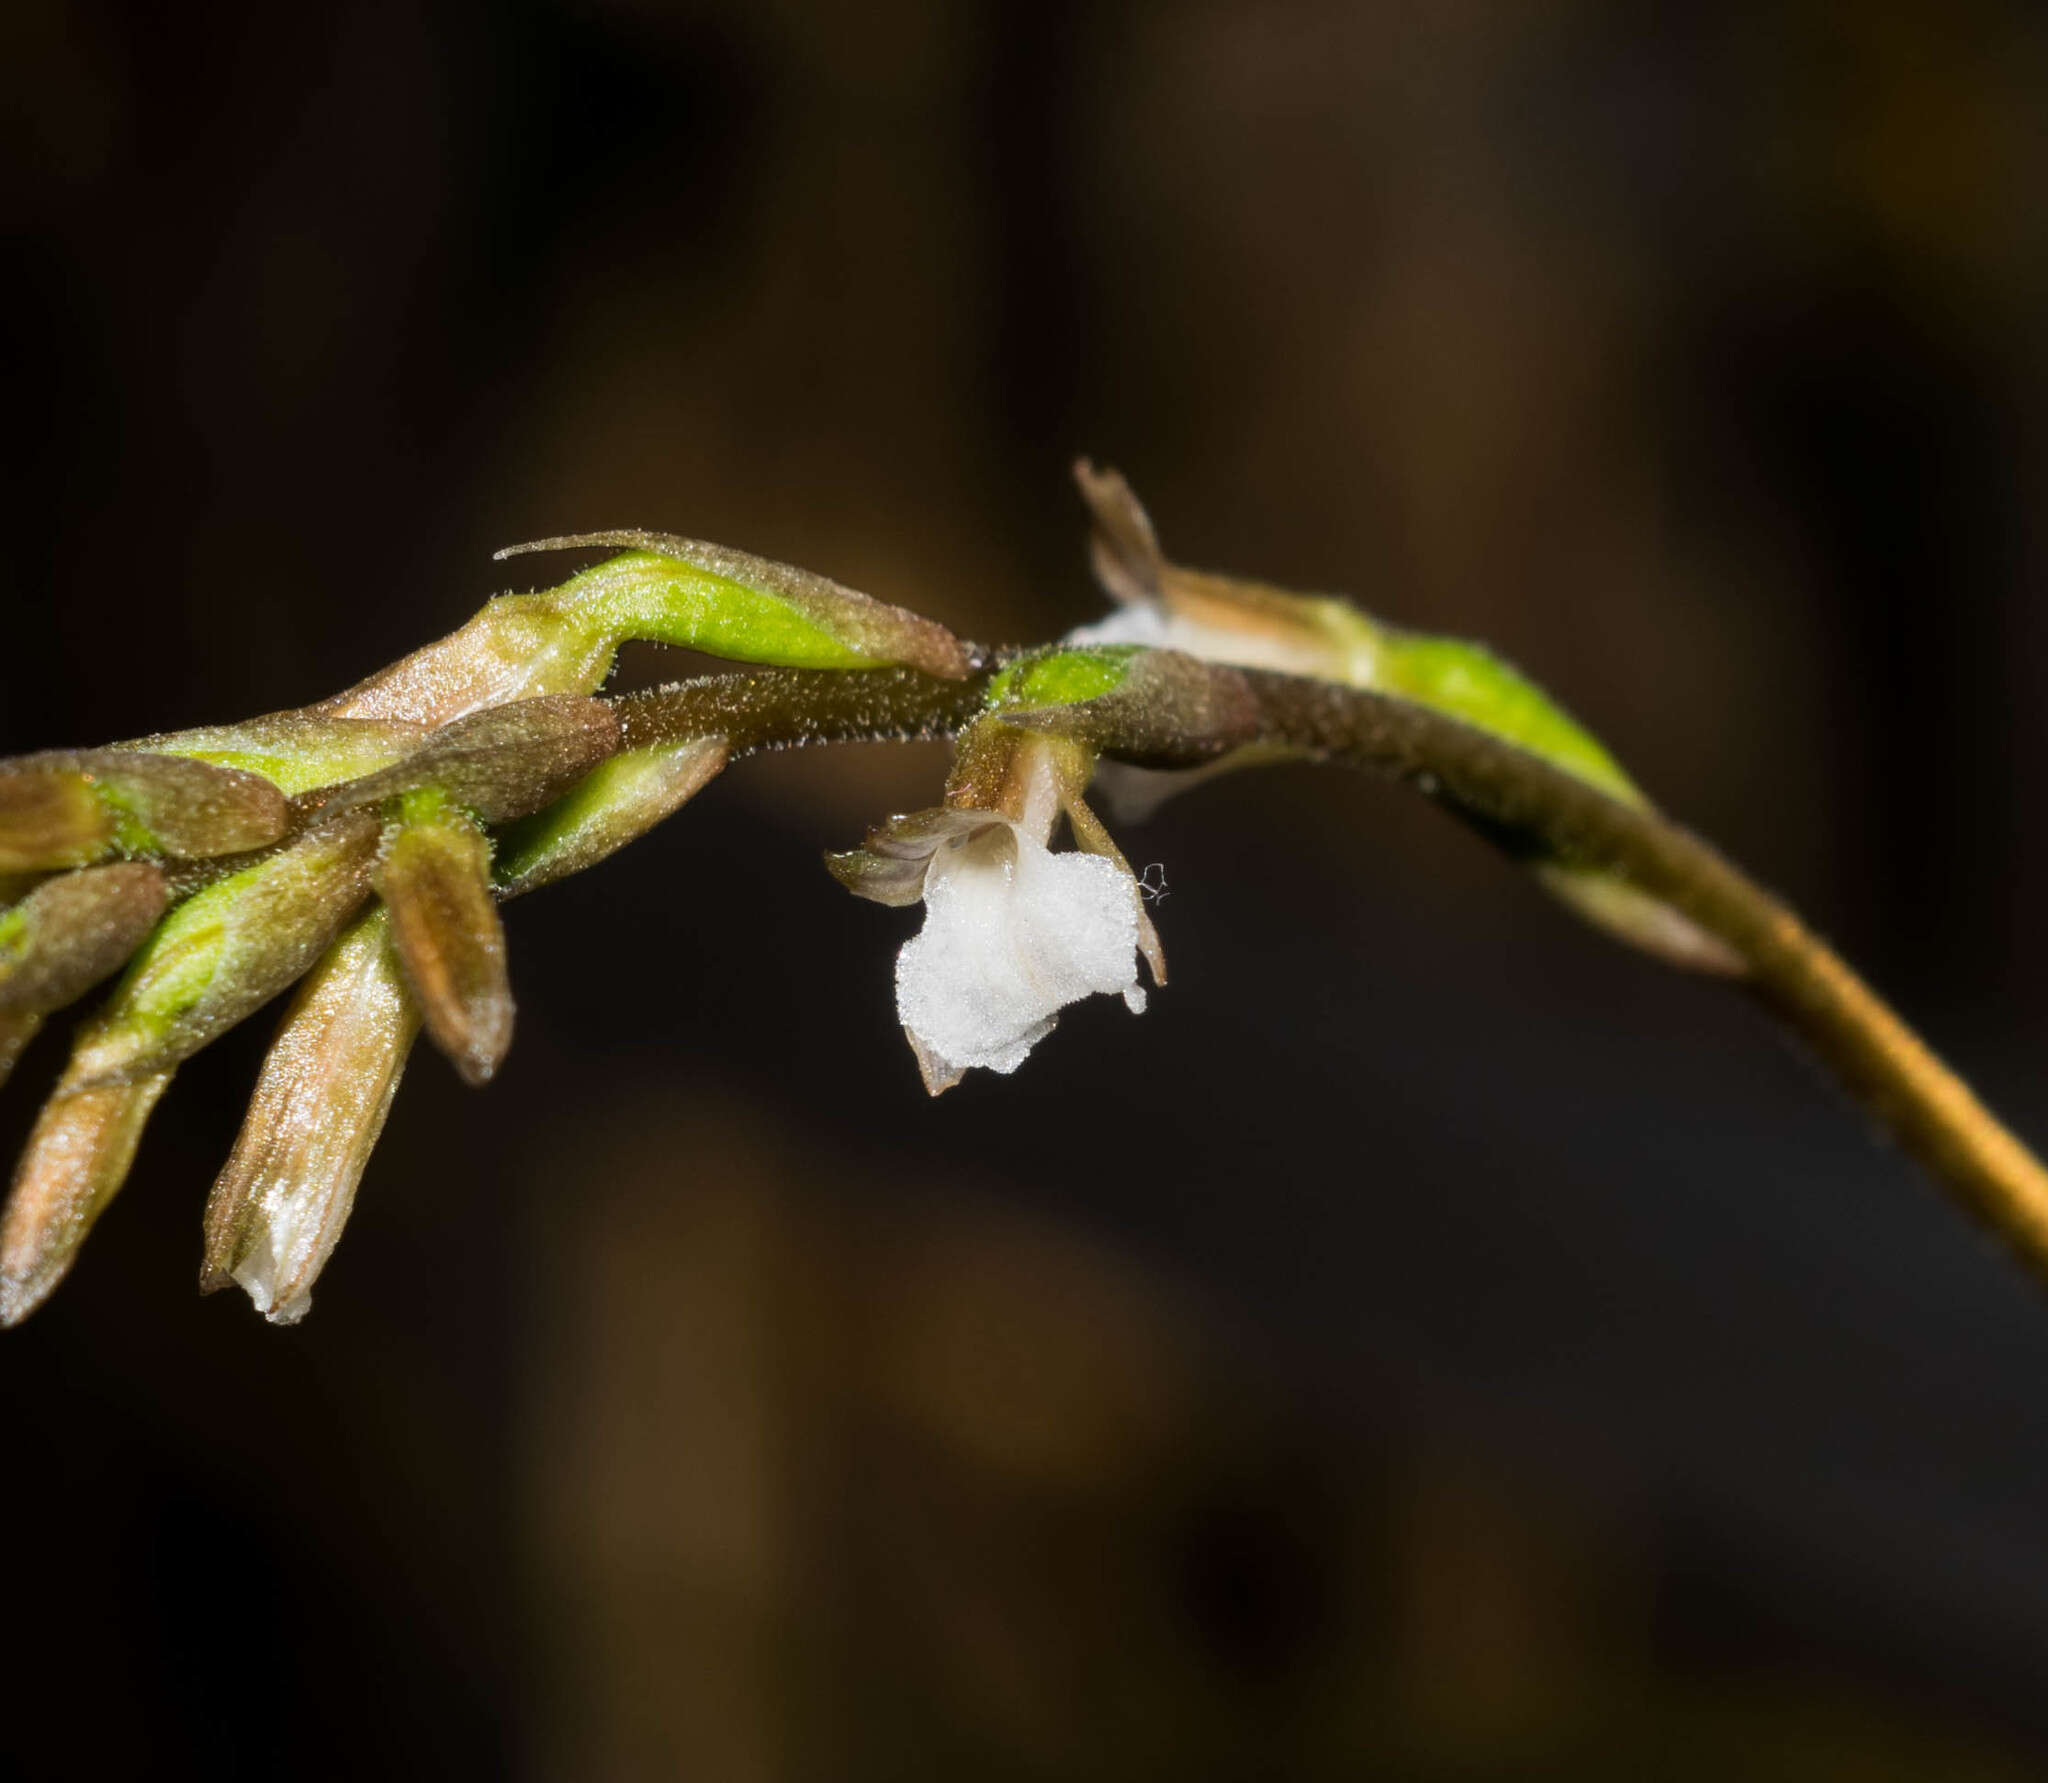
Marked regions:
[375,798,513,1086]
[67,813,383,1087]
[297,695,622,827]
[0,750,286,869]
[201,909,419,1323]
[0,1072,173,1326]
[0,862,170,1018]
[494,736,729,899]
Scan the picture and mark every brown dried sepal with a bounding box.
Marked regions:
[825,807,1007,907]
[1073,459,1168,607]
[1058,794,1167,988]
[377,805,513,1086]
[1074,460,1368,676]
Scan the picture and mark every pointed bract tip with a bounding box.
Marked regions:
[0,1073,173,1326]
[909,1031,966,1097]
[1072,460,1166,607]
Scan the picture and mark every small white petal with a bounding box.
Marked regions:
[1063,605,1176,651]
[895,823,1145,1089]
[1064,600,1373,681]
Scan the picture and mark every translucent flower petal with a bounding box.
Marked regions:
[895,822,1145,1094]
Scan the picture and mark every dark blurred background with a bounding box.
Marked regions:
[5,2,2048,1776]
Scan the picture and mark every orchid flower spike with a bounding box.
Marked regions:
[830,712,1163,1095]
[4,469,2033,1328]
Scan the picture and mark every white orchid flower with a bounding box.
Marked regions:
[896,814,1146,1093]
[829,730,1162,1095]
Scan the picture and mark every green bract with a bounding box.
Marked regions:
[493,737,729,898]
[67,815,383,1086]
[1373,631,1640,807]
[322,536,971,728]
[560,551,884,669]
[986,647,1135,713]
[131,715,428,797]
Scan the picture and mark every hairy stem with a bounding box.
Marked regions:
[619,658,2048,1278]
[153,654,2048,1278]
[612,662,998,755]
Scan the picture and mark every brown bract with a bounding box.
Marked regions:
[0,765,110,872]
[376,809,513,1086]
[0,750,286,868]
[294,696,622,827]
[201,908,420,1322]
[0,863,171,1017]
